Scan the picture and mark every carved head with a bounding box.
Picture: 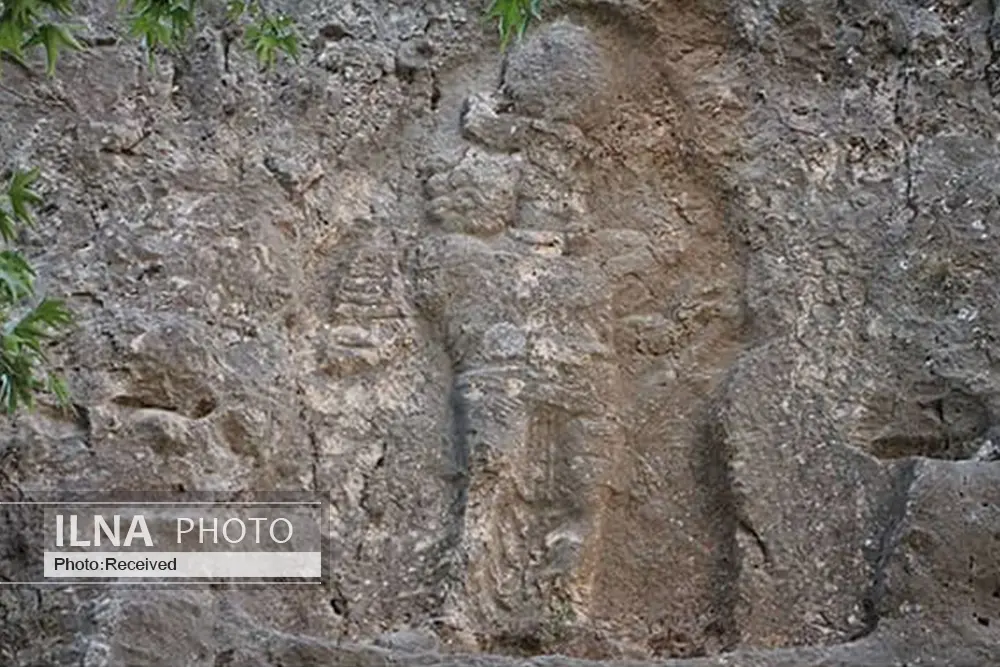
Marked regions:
[424,149,523,236]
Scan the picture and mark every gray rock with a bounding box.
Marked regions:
[374,629,441,653]
[2,0,1000,664]
[460,92,525,152]
[501,20,609,127]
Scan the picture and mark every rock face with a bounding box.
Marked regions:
[1,0,999,665]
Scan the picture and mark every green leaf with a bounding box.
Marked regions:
[0,293,73,414]
[6,168,42,226]
[168,5,192,40]
[3,0,41,26]
[0,16,28,60]
[282,35,299,62]
[0,250,37,302]
[244,13,299,70]
[487,0,540,50]
[24,23,84,75]
[226,0,246,21]
[55,22,83,48]
[0,374,13,413]
[37,0,74,17]
[0,207,16,245]
[0,374,9,404]
[18,297,73,334]
[122,0,196,69]
[46,372,70,408]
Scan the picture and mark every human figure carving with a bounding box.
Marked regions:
[409,141,624,638]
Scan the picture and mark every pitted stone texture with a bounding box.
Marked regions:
[879,461,1000,647]
[2,0,1000,664]
[501,20,610,127]
[424,149,524,236]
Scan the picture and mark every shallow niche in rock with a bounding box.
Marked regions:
[866,388,992,461]
[111,391,218,421]
[216,409,263,462]
[126,409,194,458]
[501,18,611,128]
[395,38,434,82]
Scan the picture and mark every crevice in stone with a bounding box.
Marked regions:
[892,45,917,227]
[110,393,216,420]
[442,373,471,560]
[319,23,352,41]
[430,71,441,111]
[111,395,179,413]
[221,28,234,74]
[694,395,740,652]
[901,136,917,226]
[73,403,93,451]
[192,396,219,419]
[986,0,1000,96]
[309,422,320,495]
[737,518,771,568]
[853,457,917,640]
[357,440,387,523]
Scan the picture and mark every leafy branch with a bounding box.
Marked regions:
[487,0,541,50]
[0,0,544,418]
[119,0,197,68]
[227,0,298,71]
[0,0,83,75]
[3,0,541,79]
[0,169,73,415]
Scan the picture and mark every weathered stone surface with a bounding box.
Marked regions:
[501,20,610,127]
[2,0,1000,664]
